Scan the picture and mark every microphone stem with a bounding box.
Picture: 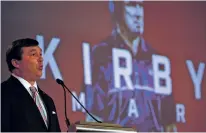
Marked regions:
[62,86,71,129]
[62,84,102,123]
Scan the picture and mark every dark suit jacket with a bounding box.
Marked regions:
[1,76,61,132]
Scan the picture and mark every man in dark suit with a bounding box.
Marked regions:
[1,38,61,132]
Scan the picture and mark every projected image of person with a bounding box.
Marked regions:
[84,1,176,132]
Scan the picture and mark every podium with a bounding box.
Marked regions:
[73,121,137,132]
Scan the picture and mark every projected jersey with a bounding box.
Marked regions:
[84,31,175,132]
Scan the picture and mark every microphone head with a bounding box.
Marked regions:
[56,78,64,85]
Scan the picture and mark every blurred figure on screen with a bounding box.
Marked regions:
[84,1,176,132]
[1,38,61,132]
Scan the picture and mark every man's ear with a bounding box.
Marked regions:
[11,59,20,69]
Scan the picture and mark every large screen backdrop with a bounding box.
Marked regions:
[1,1,206,132]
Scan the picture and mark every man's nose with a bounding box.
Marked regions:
[38,55,43,62]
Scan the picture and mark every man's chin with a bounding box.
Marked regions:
[132,28,143,35]
[130,31,142,38]
[36,72,42,79]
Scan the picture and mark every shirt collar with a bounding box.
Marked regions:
[12,73,38,91]
[116,26,146,52]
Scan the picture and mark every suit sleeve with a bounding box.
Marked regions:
[1,83,12,132]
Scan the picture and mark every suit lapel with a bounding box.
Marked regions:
[38,87,52,131]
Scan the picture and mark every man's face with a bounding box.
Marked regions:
[18,46,43,81]
[123,1,144,35]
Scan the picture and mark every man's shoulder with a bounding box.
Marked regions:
[1,76,13,90]
[91,35,117,64]
[1,76,16,98]
[137,39,158,62]
[1,79,9,87]
[92,35,116,53]
[141,39,157,54]
[1,81,9,94]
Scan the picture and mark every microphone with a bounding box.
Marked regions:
[56,78,64,85]
[56,79,71,130]
[56,78,102,124]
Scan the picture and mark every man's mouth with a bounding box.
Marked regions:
[39,65,43,70]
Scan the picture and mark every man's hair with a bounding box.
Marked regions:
[109,1,124,24]
[6,38,39,72]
